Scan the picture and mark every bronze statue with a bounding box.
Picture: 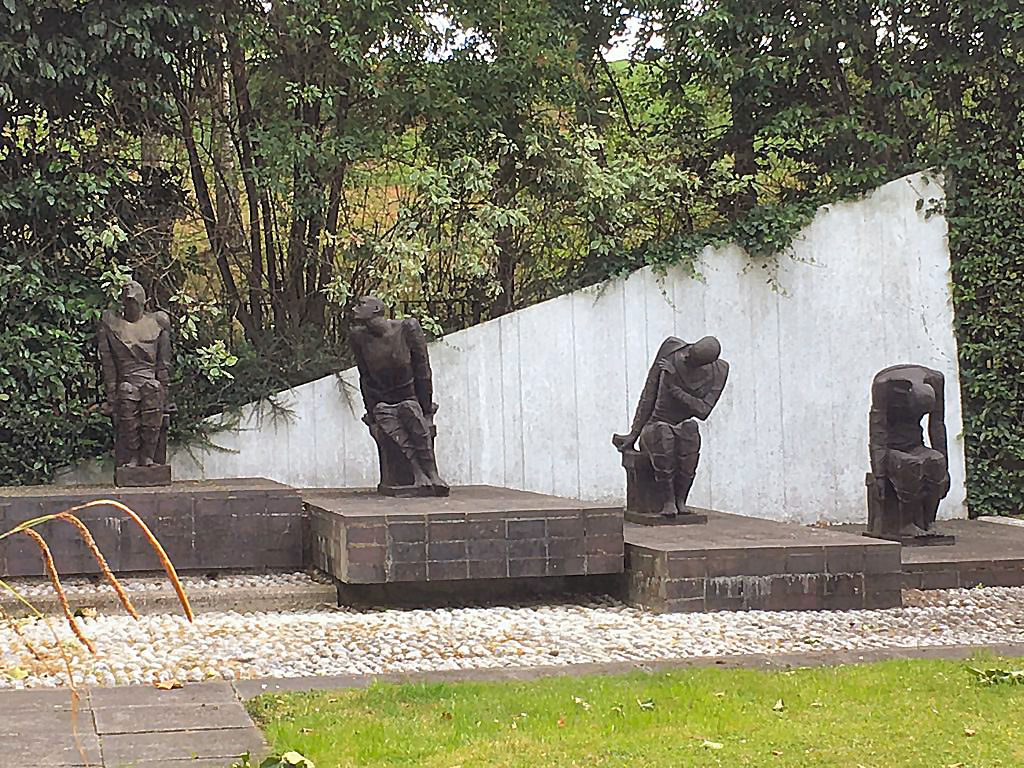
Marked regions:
[613,336,728,519]
[866,363,952,544]
[97,280,174,485]
[350,296,448,496]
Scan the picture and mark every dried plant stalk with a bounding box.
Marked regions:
[69,499,194,622]
[0,604,47,663]
[21,529,96,654]
[57,513,139,619]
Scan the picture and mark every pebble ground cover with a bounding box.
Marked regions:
[1,580,1022,689]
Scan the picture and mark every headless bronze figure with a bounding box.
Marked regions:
[350,296,448,496]
[866,364,952,543]
[97,281,174,485]
[613,336,728,518]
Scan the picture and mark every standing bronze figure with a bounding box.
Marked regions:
[97,280,174,486]
[865,363,953,544]
[613,336,728,520]
[350,296,448,496]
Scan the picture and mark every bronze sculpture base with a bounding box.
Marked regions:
[862,531,955,547]
[115,464,172,487]
[378,483,450,498]
[624,509,708,526]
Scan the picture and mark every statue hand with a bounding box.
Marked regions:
[657,358,674,374]
[872,475,888,500]
[611,432,636,453]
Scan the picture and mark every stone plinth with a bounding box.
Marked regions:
[625,511,903,613]
[0,478,305,577]
[306,486,623,585]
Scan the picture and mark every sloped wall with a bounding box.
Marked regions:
[171,172,966,523]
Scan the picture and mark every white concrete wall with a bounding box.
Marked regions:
[169,172,966,523]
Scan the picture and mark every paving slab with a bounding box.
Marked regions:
[100,728,264,765]
[0,731,102,766]
[94,701,253,735]
[90,682,236,709]
[0,706,94,734]
[0,687,84,711]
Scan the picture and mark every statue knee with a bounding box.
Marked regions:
[140,408,163,428]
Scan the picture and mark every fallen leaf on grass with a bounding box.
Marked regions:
[701,740,723,750]
[556,717,566,728]
[772,699,785,712]
[573,696,591,711]
[636,698,655,710]
[610,705,624,717]
[440,711,453,720]
[810,701,823,707]
[771,750,783,756]
[299,728,314,734]
[946,763,964,767]
[964,728,976,737]
[153,679,182,690]
[713,691,726,697]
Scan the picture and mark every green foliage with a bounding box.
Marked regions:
[0,0,1021,510]
[969,666,1024,686]
[233,751,316,768]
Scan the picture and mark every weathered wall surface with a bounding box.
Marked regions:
[164,172,966,523]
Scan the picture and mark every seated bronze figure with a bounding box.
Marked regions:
[866,363,952,544]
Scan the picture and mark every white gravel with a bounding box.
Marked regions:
[5,571,327,599]
[2,586,1022,689]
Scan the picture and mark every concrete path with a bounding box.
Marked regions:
[0,682,264,768]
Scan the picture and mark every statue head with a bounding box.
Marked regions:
[121,280,146,321]
[687,336,721,368]
[352,295,390,336]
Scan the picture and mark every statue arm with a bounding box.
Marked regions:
[868,380,889,480]
[96,314,118,406]
[349,331,378,418]
[665,361,729,420]
[155,311,173,407]
[613,339,678,450]
[925,370,948,463]
[404,317,435,415]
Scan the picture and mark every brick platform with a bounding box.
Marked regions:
[625,510,903,612]
[306,486,623,586]
[839,519,1024,589]
[0,479,305,577]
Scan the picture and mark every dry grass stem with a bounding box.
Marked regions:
[0,604,47,663]
[21,529,96,654]
[57,513,139,619]
[69,499,194,622]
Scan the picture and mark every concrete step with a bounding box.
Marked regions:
[0,571,338,617]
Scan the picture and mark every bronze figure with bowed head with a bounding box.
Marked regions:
[866,363,952,544]
[613,335,728,519]
[97,280,175,485]
[349,296,449,496]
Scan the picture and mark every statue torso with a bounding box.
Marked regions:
[652,350,724,422]
[101,310,165,379]
[354,320,416,404]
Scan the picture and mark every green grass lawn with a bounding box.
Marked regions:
[247,657,1024,768]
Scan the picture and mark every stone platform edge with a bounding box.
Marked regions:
[306,488,624,585]
[0,479,306,577]
[624,525,903,613]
